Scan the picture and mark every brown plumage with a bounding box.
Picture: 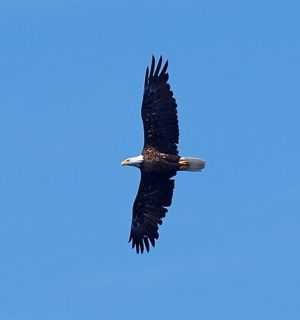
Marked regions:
[122,56,205,254]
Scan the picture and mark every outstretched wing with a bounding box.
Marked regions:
[129,172,176,253]
[141,56,179,155]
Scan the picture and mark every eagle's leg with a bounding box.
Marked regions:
[179,159,189,169]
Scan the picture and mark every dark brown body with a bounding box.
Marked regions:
[141,147,180,173]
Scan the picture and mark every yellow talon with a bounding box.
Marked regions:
[179,159,189,169]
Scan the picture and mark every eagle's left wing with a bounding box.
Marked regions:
[141,56,179,156]
[129,172,176,253]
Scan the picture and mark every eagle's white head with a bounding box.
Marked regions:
[121,155,144,168]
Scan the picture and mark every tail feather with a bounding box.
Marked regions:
[179,157,206,172]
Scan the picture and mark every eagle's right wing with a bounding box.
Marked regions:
[129,172,176,253]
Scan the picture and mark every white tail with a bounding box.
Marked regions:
[179,157,206,172]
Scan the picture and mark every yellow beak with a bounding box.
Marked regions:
[121,160,129,166]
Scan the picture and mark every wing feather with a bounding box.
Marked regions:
[141,56,179,155]
[129,172,176,253]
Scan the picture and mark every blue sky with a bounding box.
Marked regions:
[0,1,299,319]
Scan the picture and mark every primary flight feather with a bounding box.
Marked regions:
[121,56,205,254]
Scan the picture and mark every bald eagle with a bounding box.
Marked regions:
[121,56,205,254]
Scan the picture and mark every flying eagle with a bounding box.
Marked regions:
[121,56,205,253]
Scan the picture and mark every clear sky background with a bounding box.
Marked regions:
[0,1,299,319]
